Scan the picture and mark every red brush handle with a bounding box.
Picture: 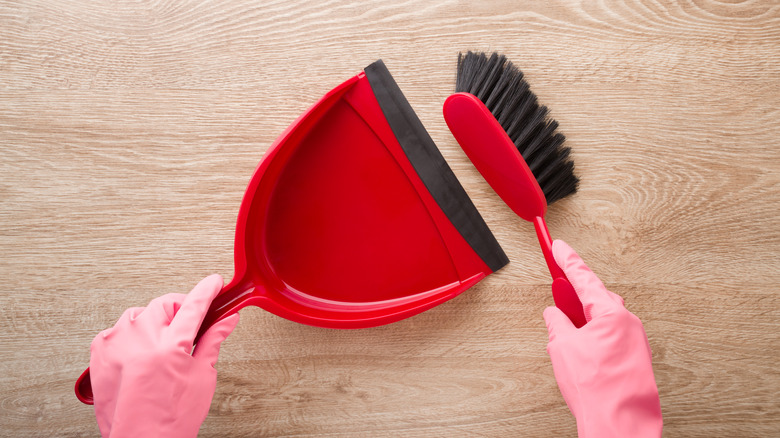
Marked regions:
[533,216,587,328]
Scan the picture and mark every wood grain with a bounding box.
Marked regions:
[1,0,779,436]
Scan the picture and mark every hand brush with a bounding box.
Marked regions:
[443,51,587,327]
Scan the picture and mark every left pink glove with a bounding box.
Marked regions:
[90,274,240,438]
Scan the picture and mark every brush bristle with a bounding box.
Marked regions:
[455,51,579,204]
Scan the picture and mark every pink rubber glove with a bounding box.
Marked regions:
[90,275,240,438]
[544,240,663,438]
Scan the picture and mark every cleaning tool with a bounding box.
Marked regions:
[544,240,663,437]
[77,60,507,404]
[443,51,587,327]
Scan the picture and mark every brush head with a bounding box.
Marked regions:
[455,51,578,204]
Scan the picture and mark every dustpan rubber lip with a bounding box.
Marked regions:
[364,60,508,272]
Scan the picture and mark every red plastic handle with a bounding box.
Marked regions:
[74,281,254,405]
[75,367,93,404]
[194,280,254,341]
[533,216,587,328]
[551,278,587,328]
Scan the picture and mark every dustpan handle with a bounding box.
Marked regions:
[194,280,254,343]
[74,280,254,405]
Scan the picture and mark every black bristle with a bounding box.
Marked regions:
[455,51,579,204]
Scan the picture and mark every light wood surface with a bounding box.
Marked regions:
[1,1,779,436]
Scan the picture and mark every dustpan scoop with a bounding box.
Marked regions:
[76,60,507,404]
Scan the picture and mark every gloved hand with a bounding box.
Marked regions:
[544,240,663,438]
[90,275,240,438]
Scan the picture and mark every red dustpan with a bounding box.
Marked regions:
[76,60,508,404]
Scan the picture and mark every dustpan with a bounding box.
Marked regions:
[76,60,507,404]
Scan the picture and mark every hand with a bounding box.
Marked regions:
[90,275,240,438]
[543,240,663,438]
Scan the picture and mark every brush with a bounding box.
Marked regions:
[443,51,587,327]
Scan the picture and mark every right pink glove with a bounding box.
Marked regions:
[544,240,663,438]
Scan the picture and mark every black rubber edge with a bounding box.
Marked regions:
[364,60,508,273]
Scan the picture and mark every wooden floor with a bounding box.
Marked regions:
[1,1,778,436]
